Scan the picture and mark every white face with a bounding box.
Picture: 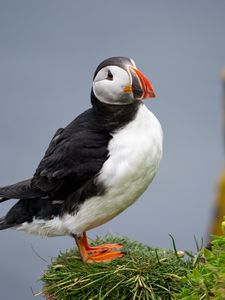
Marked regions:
[93,65,134,105]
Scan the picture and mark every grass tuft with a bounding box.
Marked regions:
[41,234,191,300]
[41,233,225,299]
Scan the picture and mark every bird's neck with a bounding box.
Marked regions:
[91,90,141,132]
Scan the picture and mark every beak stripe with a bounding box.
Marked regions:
[130,66,156,99]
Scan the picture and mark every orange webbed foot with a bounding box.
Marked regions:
[86,243,123,253]
[86,249,124,263]
[74,232,124,263]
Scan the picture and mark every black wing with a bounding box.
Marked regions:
[0,179,43,201]
[31,108,110,209]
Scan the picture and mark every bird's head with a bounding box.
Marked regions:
[92,57,155,105]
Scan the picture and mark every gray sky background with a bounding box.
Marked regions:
[0,1,225,299]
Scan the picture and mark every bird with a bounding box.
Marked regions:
[0,57,163,263]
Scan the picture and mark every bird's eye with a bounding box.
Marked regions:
[107,70,113,80]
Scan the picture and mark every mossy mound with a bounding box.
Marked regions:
[42,235,191,300]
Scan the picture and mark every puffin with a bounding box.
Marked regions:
[0,57,163,263]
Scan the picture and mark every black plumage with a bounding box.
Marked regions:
[0,94,140,229]
[93,57,132,80]
[0,179,43,200]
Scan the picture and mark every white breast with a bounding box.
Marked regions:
[61,104,163,235]
[17,104,163,237]
[98,104,163,190]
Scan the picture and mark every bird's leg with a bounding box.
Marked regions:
[73,232,124,263]
[73,234,89,262]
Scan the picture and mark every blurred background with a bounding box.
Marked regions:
[0,1,225,299]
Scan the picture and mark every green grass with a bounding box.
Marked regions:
[41,235,191,300]
[176,234,225,300]
[41,231,225,300]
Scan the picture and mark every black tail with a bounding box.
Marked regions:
[0,179,43,201]
[0,179,47,231]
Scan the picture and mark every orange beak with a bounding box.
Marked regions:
[129,66,156,99]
